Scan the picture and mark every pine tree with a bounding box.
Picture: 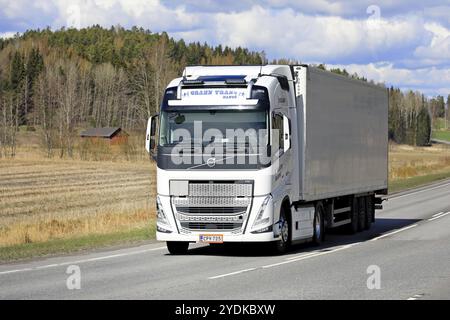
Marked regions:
[10,51,25,91]
[416,103,431,146]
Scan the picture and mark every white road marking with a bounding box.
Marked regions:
[208,208,444,280]
[432,212,444,218]
[0,246,166,276]
[369,224,418,241]
[390,182,450,200]
[407,294,424,300]
[0,268,33,275]
[285,251,322,260]
[262,244,355,269]
[208,268,256,280]
[208,244,355,279]
[36,264,59,269]
[428,211,449,221]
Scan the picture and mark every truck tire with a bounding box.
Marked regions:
[167,241,189,255]
[364,196,372,230]
[312,203,325,245]
[274,206,290,254]
[358,197,366,231]
[349,197,359,234]
[371,196,376,223]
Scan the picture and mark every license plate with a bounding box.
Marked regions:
[199,234,223,243]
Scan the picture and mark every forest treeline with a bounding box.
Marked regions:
[0,26,448,158]
[0,26,262,157]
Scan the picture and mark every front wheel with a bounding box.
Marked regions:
[274,206,290,254]
[167,241,189,255]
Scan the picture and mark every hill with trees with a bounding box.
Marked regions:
[0,26,443,158]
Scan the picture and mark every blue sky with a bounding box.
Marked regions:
[0,0,449,97]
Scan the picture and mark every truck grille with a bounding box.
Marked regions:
[173,197,249,207]
[176,207,247,215]
[180,222,242,230]
[173,181,253,233]
[189,183,252,197]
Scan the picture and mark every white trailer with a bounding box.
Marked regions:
[146,65,388,254]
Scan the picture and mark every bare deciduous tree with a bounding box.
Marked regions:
[58,59,79,158]
[0,91,19,157]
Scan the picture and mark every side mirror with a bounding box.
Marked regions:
[283,115,290,152]
[276,75,290,91]
[145,114,159,158]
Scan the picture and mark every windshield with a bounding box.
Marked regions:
[159,109,268,147]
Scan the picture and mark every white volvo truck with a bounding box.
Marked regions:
[146,65,388,254]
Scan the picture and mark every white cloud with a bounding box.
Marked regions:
[0,32,17,39]
[414,23,450,65]
[328,62,450,97]
[264,0,344,15]
[0,0,449,96]
[48,0,199,32]
[212,6,432,63]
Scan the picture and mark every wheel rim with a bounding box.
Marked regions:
[280,216,289,243]
[315,211,321,239]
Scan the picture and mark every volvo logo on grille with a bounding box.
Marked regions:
[206,157,216,167]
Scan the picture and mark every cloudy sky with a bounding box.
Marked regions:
[0,0,449,97]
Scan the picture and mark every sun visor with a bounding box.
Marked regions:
[168,88,259,106]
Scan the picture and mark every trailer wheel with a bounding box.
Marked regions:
[364,196,372,230]
[312,203,325,245]
[274,206,290,254]
[167,241,189,255]
[348,197,359,234]
[358,197,366,231]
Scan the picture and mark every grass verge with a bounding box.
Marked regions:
[389,170,450,194]
[0,222,155,263]
[432,130,450,142]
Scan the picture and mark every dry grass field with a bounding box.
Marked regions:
[0,154,156,248]
[389,143,450,180]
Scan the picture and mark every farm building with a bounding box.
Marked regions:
[80,127,128,145]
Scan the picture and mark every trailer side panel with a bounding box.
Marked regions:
[301,67,388,201]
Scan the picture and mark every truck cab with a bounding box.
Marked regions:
[146,65,298,254]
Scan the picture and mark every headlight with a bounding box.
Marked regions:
[156,196,171,230]
[252,195,272,228]
[251,225,273,234]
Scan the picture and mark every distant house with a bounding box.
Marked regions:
[80,127,128,145]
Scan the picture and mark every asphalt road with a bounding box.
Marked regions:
[1,180,449,300]
[431,139,450,145]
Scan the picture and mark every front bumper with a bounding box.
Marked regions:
[157,230,278,242]
[156,193,278,243]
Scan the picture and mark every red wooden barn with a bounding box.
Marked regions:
[80,127,128,145]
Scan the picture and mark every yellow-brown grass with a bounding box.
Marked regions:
[389,143,450,180]
[0,154,156,247]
